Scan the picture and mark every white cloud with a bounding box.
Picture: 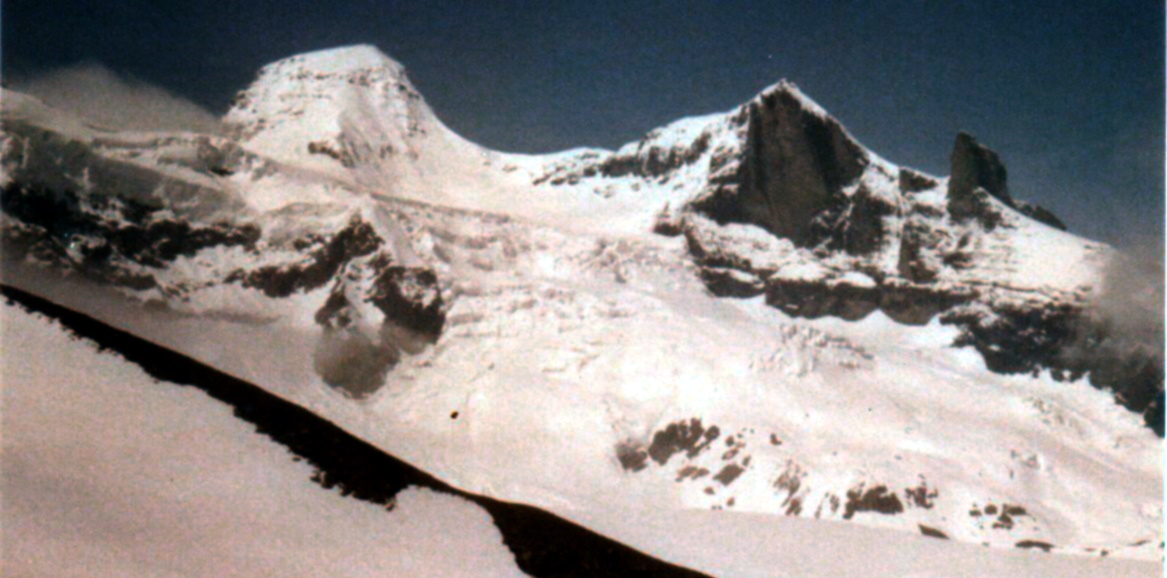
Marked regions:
[8,62,222,133]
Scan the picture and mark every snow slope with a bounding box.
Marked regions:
[4,290,1158,578]
[1,301,523,577]
[1,44,1161,574]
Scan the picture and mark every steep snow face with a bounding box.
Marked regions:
[2,44,1162,569]
[2,302,523,577]
[224,45,444,188]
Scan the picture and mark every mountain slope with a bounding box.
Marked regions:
[1,44,1161,571]
[6,290,1157,577]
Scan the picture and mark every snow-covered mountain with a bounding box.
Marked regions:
[2,44,1161,574]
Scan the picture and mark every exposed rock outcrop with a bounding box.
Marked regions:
[599,131,712,179]
[1,182,260,290]
[311,252,445,399]
[943,300,1164,435]
[236,216,382,297]
[1015,200,1069,231]
[691,82,869,246]
[947,132,1068,231]
[949,132,1012,207]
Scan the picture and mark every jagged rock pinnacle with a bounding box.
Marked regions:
[949,132,1012,205]
[947,132,1068,231]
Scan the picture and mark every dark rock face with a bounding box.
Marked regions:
[810,184,901,255]
[599,132,712,179]
[697,267,765,298]
[948,132,1012,207]
[943,302,1165,435]
[681,225,755,273]
[615,441,649,472]
[919,525,949,539]
[879,283,977,325]
[738,87,869,244]
[948,185,1006,230]
[309,252,445,399]
[238,217,381,297]
[897,219,945,283]
[943,302,1079,375]
[843,484,904,519]
[1,182,260,289]
[652,204,685,237]
[898,168,938,193]
[365,257,445,338]
[1015,201,1069,231]
[1015,540,1054,553]
[647,418,719,466]
[765,278,881,321]
[764,277,976,326]
[694,84,869,246]
[947,132,1068,232]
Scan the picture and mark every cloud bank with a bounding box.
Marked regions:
[8,62,222,134]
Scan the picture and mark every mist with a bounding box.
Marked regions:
[1058,242,1166,430]
[7,62,222,134]
[1091,243,1165,361]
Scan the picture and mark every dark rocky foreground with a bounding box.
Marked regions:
[2,284,709,578]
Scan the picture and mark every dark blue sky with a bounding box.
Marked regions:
[4,1,1163,250]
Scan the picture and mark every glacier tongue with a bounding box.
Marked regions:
[1,43,1161,567]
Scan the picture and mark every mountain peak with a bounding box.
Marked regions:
[223,44,438,186]
[265,44,402,76]
[752,79,830,119]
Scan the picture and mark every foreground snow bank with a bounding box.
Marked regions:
[1,302,524,577]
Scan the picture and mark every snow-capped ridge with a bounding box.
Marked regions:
[268,44,405,76]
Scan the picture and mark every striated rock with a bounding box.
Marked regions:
[763,274,976,326]
[879,282,977,325]
[765,276,881,321]
[681,218,757,272]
